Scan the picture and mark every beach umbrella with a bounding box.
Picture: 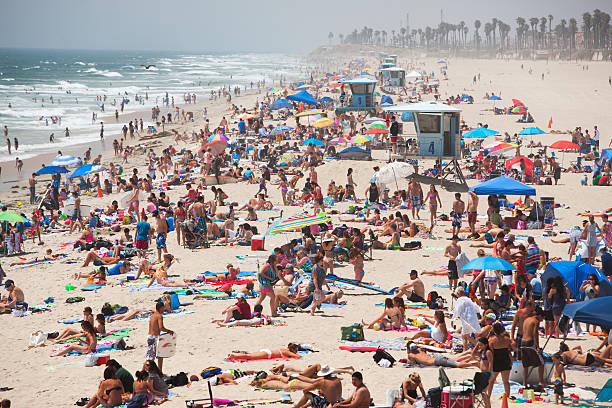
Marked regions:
[0,211,28,223]
[487,142,517,156]
[296,84,312,90]
[295,109,324,118]
[550,140,580,150]
[270,125,293,135]
[512,99,525,107]
[240,113,256,120]
[200,140,228,155]
[351,135,372,145]
[207,134,229,143]
[270,100,292,110]
[505,156,534,177]
[302,138,325,147]
[329,137,349,144]
[329,75,341,80]
[461,256,516,271]
[35,166,68,175]
[51,155,81,167]
[512,106,528,114]
[487,95,502,101]
[563,297,612,328]
[368,123,388,130]
[375,162,415,189]
[364,127,388,135]
[438,60,447,64]
[518,127,545,136]
[380,102,394,107]
[361,117,384,124]
[69,164,106,179]
[329,83,342,88]
[313,118,334,128]
[463,127,500,139]
[318,97,333,104]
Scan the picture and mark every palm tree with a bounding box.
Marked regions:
[539,17,547,49]
[484,22,492,47]
[400,27,407,47]
[328,32,334,44]
[474,20,481,48]
[569,18,577,50]
[339,33,344,44]
[601,12,610,50]
[529,17,539,49]
[548,15,553,48]
[593,9,601,48]
[583,12,592,49]
[516,17,526,49]
[560,19,567,48]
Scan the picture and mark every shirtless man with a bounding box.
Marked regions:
[69,192,83,233]
[395,270,425,302]
[28,173,36,205]
[294,365,343,408]
[511,300,535,359]
[444,236,461,291]
[520,307,545,388]
[408,177,423,219]
[84,367,124,408]
[451,193,465,237]
[0,280,25,313]
[467,191,479,237]
[147,301,174,374]
[332,372,370,408]
[189,196,208,238]
[153,211,168,262]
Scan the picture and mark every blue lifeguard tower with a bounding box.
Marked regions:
[336,77,377,113]
[383,101,467,191]
[380,67,406,87]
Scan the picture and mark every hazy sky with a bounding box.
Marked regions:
[0,0,610,53]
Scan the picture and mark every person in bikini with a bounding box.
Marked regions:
[52,321,97,357]
[555,342,612,368]
[362,298,406,330]
[9,248,61,266]
[83,366,124,408]
[146,254,184,288]
[227,343,301,360]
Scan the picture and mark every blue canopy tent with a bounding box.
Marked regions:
[563,297,612,327]
[469,176,536,196]
[542,261,612,299]
[381,95,393,105]
[401,112,414,122]
[270,100,292,110]
[301,138,325,147]
[318,96,333,104]
[69,164,106,179]
[518,127,546,136]
[35,166,68,175]
[287,90,317,105]
[460,94,473,103]
[595,149,612,173]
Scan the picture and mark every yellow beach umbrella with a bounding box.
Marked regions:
[314,118,334,128]
[295,109,324,118]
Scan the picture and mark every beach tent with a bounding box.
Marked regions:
[69,164,106,179]
[35,166,68,175]
[270,100,292,110]
[562,297,612,327]
[542,261,612,299]
[287,90,317,105]
[469,176,536,196]
[460,94,473,103]
[338,146,371,161]
[381,95,393,105]
[505,156,533,177]
[595,149,612,173]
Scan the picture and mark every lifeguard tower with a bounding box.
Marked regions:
[383,101,467,192]
[380,62,394,70]
[383,57,396,67]
[380,67,406,87]
[388,54,398,65]
[336,78,377,113]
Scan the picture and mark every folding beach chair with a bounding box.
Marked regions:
[596,377,612,403]
[185,379,214,408]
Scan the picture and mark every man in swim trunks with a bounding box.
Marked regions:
[294,365,343,408]
[467,191,479,237]
[520,307,545,388]
[135,215,152,258]
[408,177,423,219]
[0,280,25,313]
[147,301,174,374]
[153,210,168,262]
[395,270,425,302]
[451,193,465,237]
[444,236,461,291]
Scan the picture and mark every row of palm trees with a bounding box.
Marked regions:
[334,9,611,52]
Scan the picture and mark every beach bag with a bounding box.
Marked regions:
[341,324,365,341]
[403,241,422,249]
[165,372,189,387]
[84,353,98,367]
[426,387,442,408]
[101,303,114,316]
[427,291,440,309]
[373,348,396,367]
[29,331,47,348]
[66,296,85,303]
[200,367,222,379]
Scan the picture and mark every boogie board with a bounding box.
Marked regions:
[63,204,91,217]
[325,274,394,295]
[198,175,239,186]
[156,333,177,358]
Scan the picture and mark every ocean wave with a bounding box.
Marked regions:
[22,65,40,71]
[74,61,86,65]
[83,67,123,78]
[121,65,137,70]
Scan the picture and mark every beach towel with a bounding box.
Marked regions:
[81,284,105,291]
[133,308,195,320]
[57,318,84,324]
[199,270,257,278]
[319,303,345,308]
[63,328,134,344]
[225,355,301,363]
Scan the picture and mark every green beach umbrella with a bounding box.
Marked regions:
[0,211,28,223]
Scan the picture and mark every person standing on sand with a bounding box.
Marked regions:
[147,301,174,374]
[445,235,461,291]
[154,210,168,263]
[28,173,36,204]
[99,121,104,139]
[467,191,479,237]
[408,176,423,220]
[451,193,465,237]
[69,192,83,233]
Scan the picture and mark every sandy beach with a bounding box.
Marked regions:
[1,48,612,408]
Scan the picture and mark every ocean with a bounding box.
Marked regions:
[0,48,302,163]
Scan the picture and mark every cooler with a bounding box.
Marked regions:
[441,385,472,408]
[251,235,265,251]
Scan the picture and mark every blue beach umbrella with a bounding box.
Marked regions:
[271,125,293,135]
[487,95,502,101]
[518,127,546,136]
[69,164,106,179]
[270,100,292,110]
[463,127,500,139]
[461,256,516,271]
[302,138,325,147]
[51,155,81,167]
[35,166,68,175]
[318,97,333,104]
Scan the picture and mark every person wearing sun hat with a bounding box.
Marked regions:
[293,364,342,408]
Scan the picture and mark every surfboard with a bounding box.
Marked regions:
[156,333,177,358]
[198,175,240,186]
[63,204,91,217]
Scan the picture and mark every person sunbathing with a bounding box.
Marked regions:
[209,369,257,385]
[249,374,314,391]
[271,363,354,377]
[81,250,120,267]
[53,307,95,342]
[215,304,271,327]
[227,343,300,360]
[147,254,185,288]
[52,321,97,357]
[556,343,612,367]
[9,249,61,266]
[362,298,406,330]
[199,264,241,282]
[404,343,478,368]
[74,266,107,282]
[108,297,171,322]
[454,337,490,371]
[409,311,449,345]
